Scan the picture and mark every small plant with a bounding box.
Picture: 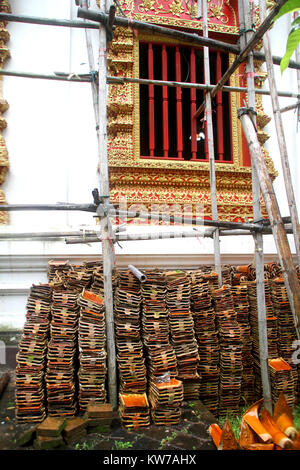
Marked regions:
[114,440,133,450]
[159,431,178,449]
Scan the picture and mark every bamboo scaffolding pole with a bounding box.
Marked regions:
[194,0,289,118]
[241,0,272,414]
[81,0,99,135]
[0,230,97,240]
[107,75,300,99]
[96,1,117,410]
[202,0,222,286]
[0,69,92,82]
[0,68,299,99]
[112,208,264,232]
[77,8,239,54]
[0,11,299,70]
[64,225,295,244]
[65,229,216,244]
[238,108,300,336]
[259,0,300,271]
[280,101,300,113]
[0,203,97,212]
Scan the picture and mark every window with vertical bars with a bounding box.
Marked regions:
[139,41,232,162]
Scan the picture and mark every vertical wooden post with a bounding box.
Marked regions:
[240,0,272,413]
[202,0,222,285]
[294,12,300,124]
[97,0,117,410]
[259,0,300,271]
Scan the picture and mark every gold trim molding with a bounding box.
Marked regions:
[107,4,277,222]
[0,0,10,225]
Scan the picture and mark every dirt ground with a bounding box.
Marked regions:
[0,362,216,452]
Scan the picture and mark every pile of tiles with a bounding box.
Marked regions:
[46,290,79,416]
[149,377,184,425]
[114,270,147,394]
[60,266,92,293]
[243,279,279,399]
[15,283,52,423]
[190,270,219,414]
[141,270,182,424]
[270,278,299,399]
[268,358,296,408]
[165,270,199,400]
[211,285,243,418]
[77,290,107,411]
[231,285,255,405]
[47,260,70,283]
[119,393,150,428]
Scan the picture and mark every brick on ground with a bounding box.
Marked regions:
[63,417,87,444]
[36,416,67,438]
[33,435,64,450]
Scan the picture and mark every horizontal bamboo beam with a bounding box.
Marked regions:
[0,230,98,240]
[108,75,300,99]
[280,101,300,113]
[0,12,99,29]
[77,8,239,54]
[65,229,216,244]
[0,203,97,212]
[0,11,299,71]
[0,69,92,82]
[111,208,264,232]
[194,0,289,118]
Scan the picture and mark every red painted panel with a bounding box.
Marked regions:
[190,47,197,160]
[148,43,155,157]
[216,51,224,161]
[162,44,169,158]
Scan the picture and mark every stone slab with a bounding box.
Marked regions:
[33,435,64,450]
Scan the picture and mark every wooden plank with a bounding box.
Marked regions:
[240,0,272,414]
[202,0,222,286]
[97,1,117,410]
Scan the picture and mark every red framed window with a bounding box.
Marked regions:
[139,41,232,162]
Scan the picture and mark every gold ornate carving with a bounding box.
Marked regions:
[0,0,10,224]
[107,4,277,222]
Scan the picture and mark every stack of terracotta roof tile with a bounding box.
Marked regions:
[243,279,279,399]
[190,271,219,413]
[47,260,70,283]
[77,290,107,411]
[15,283,52,423]
[231,285,255,405]
[165,270,199,400]
[149,378,184,425]
[268,358,296,408]
[221,265,232,286]
[46,290,79,417]
[119,393,150,429]
[212,285,243,418]
[270,278,299,398]
[60,267,92,293]
[115,270,147,394]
